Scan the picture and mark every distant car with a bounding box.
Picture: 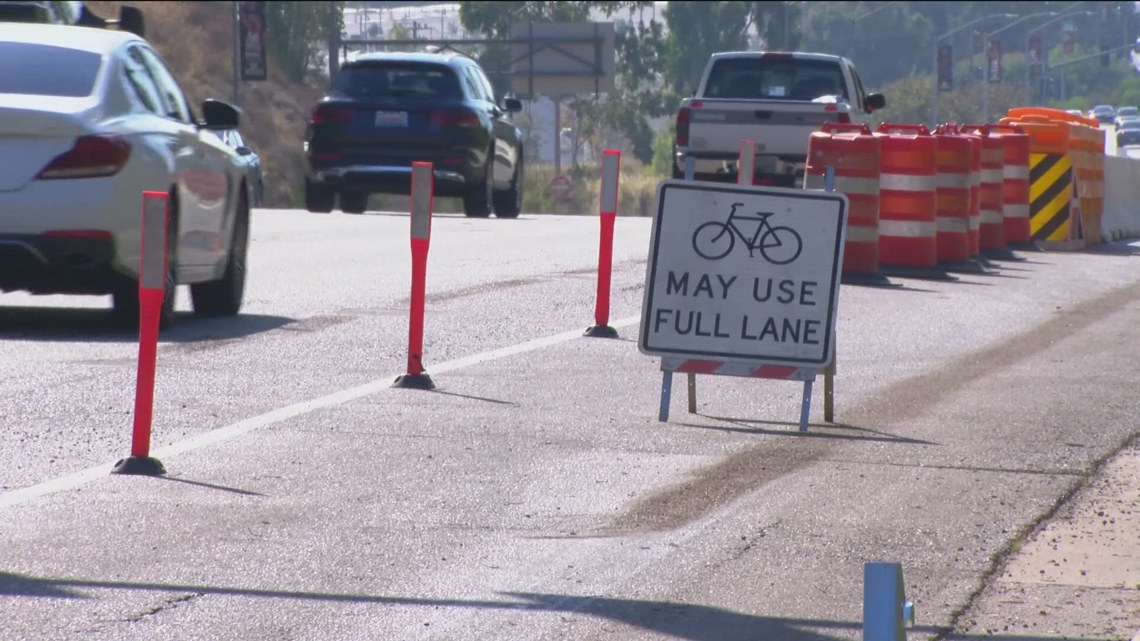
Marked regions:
[212,128,264,207]
[1116,106,1139,127]
[1090,104,1115,125]
[1117,120,1140,146]
[1065,109,1085,117]
[304,51,525,218]
[0,23,252,327]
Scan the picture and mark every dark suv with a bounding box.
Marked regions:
[305,51,525,218]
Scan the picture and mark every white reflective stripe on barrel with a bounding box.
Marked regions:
[937,216,970,233]
[805,175,880,194]
[844,225,879,243]
[1003,166,1030,180]
[969,216,980,231]
[1003,204,1030,219]
[980,169,1004,183]
[936,172,969,189]
[980,209,1003,223]
[879,173,935,191]
[879,220,937,238]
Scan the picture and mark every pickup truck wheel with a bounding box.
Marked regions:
[190,188,248,317]
[463,156,493,218]
[305,180,335,213]
[492,153,523,219]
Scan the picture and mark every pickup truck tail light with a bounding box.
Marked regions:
[822,103,851,124]
[430,109,479,128]
[675,107,691,147]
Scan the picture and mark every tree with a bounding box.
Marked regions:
[663,2,753,95]
[266,1,346,83]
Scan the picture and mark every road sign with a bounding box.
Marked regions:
[550,174,572,201]
[639,180,848,368]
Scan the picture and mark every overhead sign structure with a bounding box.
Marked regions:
[639,181,848,369]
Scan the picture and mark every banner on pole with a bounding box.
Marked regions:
[239,1,268,81]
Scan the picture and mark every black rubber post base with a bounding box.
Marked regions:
[392,373,436,390]
[584,325,619,338]
[111,456,166,476]
[840,272,895,288]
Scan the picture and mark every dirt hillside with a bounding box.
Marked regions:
[86,1,324,208]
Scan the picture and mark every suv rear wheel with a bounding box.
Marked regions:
[305,180,335,213]
[463,154,493,218]
[340,190,368,214]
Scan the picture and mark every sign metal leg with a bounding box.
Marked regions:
[824,357,835,423]
[686,372,697,413]
[659,371,673,422]
[799,379,814,432]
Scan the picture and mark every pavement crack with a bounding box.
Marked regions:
[122,591,204,623]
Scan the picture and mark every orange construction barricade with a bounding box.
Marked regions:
[875,123,941,275]
[1000,113,1074,244]
[932,124,972,265]
[805,123,884,282]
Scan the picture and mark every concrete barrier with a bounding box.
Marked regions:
[1101,153,1140,241]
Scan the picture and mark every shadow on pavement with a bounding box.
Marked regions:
[686,417,938,445]
[0,306,295,343]
[0,573,969,640]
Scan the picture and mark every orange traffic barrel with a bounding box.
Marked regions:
[876,123,938,270]
[987,123,1032,245]
[957,126,984,255]
[805,122,883,280]
[962,125,1007,251]
[932,124,972,264]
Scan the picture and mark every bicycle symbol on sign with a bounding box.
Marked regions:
[691,203,803,264]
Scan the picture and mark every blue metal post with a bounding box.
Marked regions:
[863,562,915,641]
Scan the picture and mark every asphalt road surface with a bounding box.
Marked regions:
[1,207,1139,640]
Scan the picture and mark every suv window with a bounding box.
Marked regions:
[333,62,462,100]
[0,41,101,97]
[704,57,848,102]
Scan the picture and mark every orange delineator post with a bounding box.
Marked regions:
[876,123,938,269]
[805,122,882,276]
[932,124,972,263]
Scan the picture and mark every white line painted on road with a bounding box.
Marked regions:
[0,315,642,511]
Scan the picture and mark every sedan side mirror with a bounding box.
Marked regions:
[235,146,253,156]
[504,97,523,113]
[865,93,886,112]
[201,99,241,130]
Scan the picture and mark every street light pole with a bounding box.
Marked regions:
[1024,11,1096,103]
[982,11,1061,123]
[932,13,1018,127]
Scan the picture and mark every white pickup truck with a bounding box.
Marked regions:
[673,51,886,187]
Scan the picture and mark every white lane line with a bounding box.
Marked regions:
[0,315,642,511]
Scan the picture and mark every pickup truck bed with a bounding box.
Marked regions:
[673,51,885,186]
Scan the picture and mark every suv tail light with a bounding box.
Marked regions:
[675,107,691,147]
[310,105,354,124]
[36,135,131,180]
[430,109,479,127]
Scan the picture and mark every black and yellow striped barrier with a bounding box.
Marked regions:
[1029,152,1073,242]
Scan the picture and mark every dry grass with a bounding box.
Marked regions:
[87,1,324,207]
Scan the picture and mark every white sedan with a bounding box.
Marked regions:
[0,22,251,327]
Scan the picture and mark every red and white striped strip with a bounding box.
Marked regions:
[660,357,818,381]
